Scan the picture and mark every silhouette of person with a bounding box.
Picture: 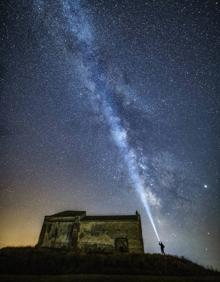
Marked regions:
[159,241,165,255]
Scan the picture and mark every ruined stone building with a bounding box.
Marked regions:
[37,210,144,254]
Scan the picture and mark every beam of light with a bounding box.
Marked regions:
[102,101,161,242]
[35,0,160,241]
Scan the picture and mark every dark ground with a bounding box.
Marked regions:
[0,274,220,282]
[0,247,219,282]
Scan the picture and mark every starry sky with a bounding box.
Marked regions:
[0,0,220,269]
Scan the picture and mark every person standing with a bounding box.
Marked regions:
[159,241,165,255]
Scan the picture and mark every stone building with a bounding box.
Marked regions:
[37,210,144,254]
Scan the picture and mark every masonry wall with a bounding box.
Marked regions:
[38,216,80,249]
[37,214,144,254]
[78,219,144,254]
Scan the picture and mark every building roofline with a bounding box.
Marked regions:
[47,210,86,217]
[81,215,138,221]
[45,210,140,221]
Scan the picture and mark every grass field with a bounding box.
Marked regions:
[1,247,219,277]
[0,275,220,282]
[1,247,219,282]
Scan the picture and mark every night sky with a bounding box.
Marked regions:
[0,0,220,269]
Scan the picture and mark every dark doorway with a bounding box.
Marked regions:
[115,238,129,253]
[69,223,79,249]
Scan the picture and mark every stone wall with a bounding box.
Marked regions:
[38,216,80,249]
[37,212,144,254]
[78,219,144,254]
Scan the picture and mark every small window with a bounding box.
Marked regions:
[115,238,128,252]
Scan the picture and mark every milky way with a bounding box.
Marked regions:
[0,0,219,269]
[55,0,160,241]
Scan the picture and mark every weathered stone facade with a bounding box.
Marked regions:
[37,210,144,254]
